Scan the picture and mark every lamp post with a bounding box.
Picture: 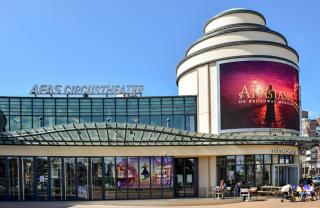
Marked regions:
[166,118,170,128]
[39,116,44,127]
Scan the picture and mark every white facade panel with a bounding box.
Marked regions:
[205,13,265,34]
[187,31,286,55]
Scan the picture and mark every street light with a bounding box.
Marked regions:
[166,118,170,127]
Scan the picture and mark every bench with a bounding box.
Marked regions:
[240,187,258,201]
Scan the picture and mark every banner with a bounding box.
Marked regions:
[220,60,299,131]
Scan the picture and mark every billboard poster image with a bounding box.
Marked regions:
[219,60,299,131]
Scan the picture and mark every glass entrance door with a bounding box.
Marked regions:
[91,158,103,200]
[50,158,62,200]
[22,157,34,200]
[35,157,48,200]
[0,157,6,200]
[273,164,299,186]
[64,158,76,200]
[174,158,197,197]
[8,157,19,200]
[77,158,89,200]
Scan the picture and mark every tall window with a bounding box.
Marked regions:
[127,157,139,199]
[0,157,6,200]
[8,157,19,200]
[217,154,295,187]
[151,157,162,198]
[226,156,235,186]
[35,157,48,200]
[64,158,76,200]
[77,158,89,200]
[162,157,173,198]
[91,158,103,200]
[50,158,62,200]
[104,157,116,199]
[116,157,127,199]
[4,96,197,131]
[22,157,34,200]
[139,157,150,199]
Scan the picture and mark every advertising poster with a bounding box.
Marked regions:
[162,157,173,188]
[127,157,138,188]
[220,60,299,131]
[151,157,162,188]
[116,157,127,188]
[140,157,150,188]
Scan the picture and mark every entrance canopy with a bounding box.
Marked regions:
[0,122,318,148]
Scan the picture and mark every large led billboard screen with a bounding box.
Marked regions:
[220,60,299,132]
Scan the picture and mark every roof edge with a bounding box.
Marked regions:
[204,8,267,33]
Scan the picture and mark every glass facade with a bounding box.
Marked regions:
[0,156,173,201]
[0,96,197,132]
[174,158,198,197]
[217,154,295,187]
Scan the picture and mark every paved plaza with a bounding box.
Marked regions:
[1,198,320,208]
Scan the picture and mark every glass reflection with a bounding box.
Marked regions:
[184,159,195,197]
[174,158,196,197]
[116,157,127,199]
[255,165,263,186]
[22,157,34,200]
[6,96,197,131]
[64,158,76,200]
[21,116,32,129]
[35,157,48,200]
[91,158,103,200]
[10,116,20,131]
[139,157,150,199]
[279,155,285,164]
[77,158,89,200]
[226,156,235,186]
[236,165,245,183]
[104,157,116,199]
[151,157,162,198]
[246,164,254,186]
[273,155,279,164]
[50,158,62,200]
[1,156,176,201]
[0,157,6,200]
[128,157,139,199]
[217,154,294,187]
[162,157,173,198]
[264,165,272,185]
[264,155,272,164]
[186,115,195,131]
[8,157,19,200]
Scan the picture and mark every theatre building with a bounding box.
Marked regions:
[0,9,317,201]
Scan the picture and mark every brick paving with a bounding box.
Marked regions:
[1,198,320,208]
[207,198,320,208]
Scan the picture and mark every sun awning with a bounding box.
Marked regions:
[0,122,318,148]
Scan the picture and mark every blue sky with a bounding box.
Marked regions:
[0,1,319,118]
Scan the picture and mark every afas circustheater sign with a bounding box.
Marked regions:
[29,84,144,96]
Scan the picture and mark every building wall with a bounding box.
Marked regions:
[0,144,298,157]
[0,144,299,198]
[198,157,209,197]
[204,11,266,33]
[301,110,320,177]
[177,9,299,136]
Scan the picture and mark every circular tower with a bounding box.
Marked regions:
[177,9,300,136]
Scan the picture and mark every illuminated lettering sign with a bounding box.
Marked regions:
[271,148,298,155]
[30,84,144,97]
